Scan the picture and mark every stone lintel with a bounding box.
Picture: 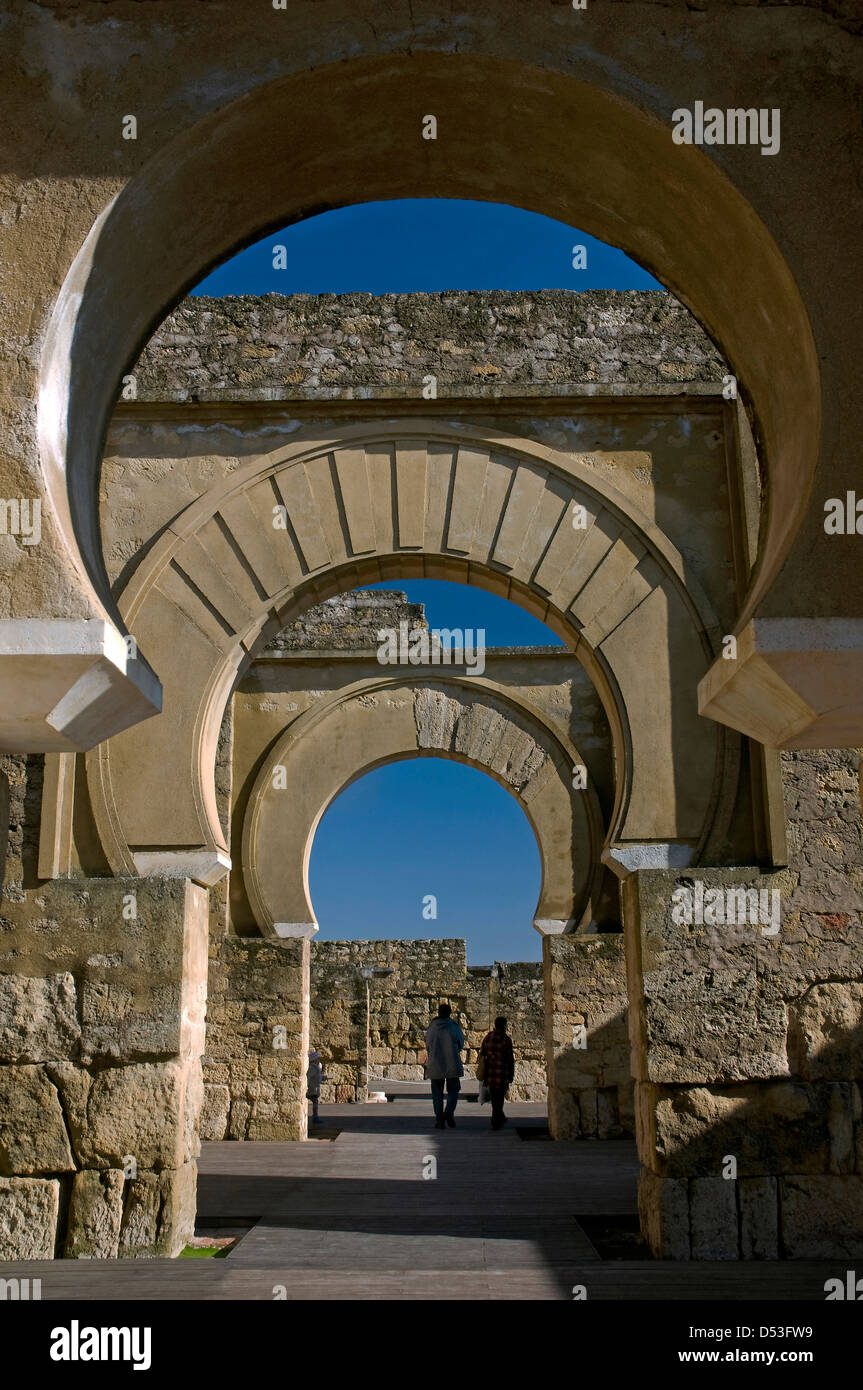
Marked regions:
[0,620,161,753]
[603,842,697,879]
[698,618,863,749]
[273,921,319,939]
[132,850,230,887]
[533,917,570,936]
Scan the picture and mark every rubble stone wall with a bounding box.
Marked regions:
[135,290,725,401]
[310,938,547,1102]
[201,937,547,1131]
[200,936,309,1143]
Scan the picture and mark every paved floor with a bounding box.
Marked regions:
[0,1102,844,1299]
[195,1101,630,1299]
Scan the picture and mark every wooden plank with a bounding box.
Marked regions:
[0,1103,841,1300]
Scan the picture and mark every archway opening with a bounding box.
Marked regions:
[85,157,781,1244]
[230,577,626,1137]
[305,753,549,1115]
[307,755,544,964]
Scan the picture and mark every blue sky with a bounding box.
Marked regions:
[308,757,543,964]
[193,197,661,296]
[201,199,648,960]
[308,583,557,963]
[366,580,561,647]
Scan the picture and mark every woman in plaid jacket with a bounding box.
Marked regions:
[479,1017,515,1131]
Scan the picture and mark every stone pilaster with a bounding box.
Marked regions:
[623,863,863,1259]
[0,877,207,1259]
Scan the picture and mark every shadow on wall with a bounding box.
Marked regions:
[638,1005,863,1263]
[0,756,44,896]
[549,1007,635,1142]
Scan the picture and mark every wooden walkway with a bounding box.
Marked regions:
[0,1103,844,1299]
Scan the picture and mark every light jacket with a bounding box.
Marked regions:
[424,1017,465,1079]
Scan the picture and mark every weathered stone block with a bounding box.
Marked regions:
[690,1176,738,1259]
[618,1081,636,1134]
[45,1062,92,1164]
[739,1177,778,1259]
[78,1061,199,1169]
[788,982,863,1080]
[578,1088,598,1136]
[247,1113,302,1140]
[228,1098,251,1140]
[638,1079,835,1178]
[828,1082,855,1174]
[157,1164,197,1257]
[119,1172,161,1257]
[638,1170,689,1260]
[199,1084,230,1141]
[0,1065,74,1174]
[548,1086,580,1140]
[623,868,793,1084]
[65,1169,125,1258]
[780,1176,863,1258]
[0,1177,60,1258]
[81,977,188,1062]
[0,972,80,1062]
[597,1086,624,1138]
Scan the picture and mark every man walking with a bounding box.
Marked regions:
[424,1002,465,1129]
[479,1016,515,1130]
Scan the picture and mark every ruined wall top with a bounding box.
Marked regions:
[264,590,426,653]
[132,289,725,401]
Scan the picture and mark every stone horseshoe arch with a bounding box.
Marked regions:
[87,420,736,884]
[40,51,820,749]
[240,675,607,939]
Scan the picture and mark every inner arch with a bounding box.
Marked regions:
[307,757,543,963]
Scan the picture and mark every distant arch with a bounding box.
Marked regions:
[240,674,606,939]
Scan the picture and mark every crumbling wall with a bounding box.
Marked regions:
[135,290,725,402]
[309,940,546,1102]
[201,937,309,1142]
[201,936,547,1128]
